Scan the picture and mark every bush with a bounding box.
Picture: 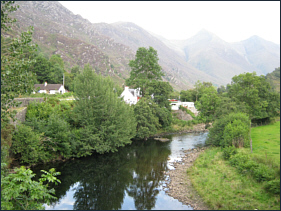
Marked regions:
[264,179,280,194]
[206,112,250,147]
[1,166,60,210]
[11,124,50,164]
[222,119,250,148]
[222,146,237,160]
[26,101,54,121]
[252,164,275,182]
[229,153,249,172]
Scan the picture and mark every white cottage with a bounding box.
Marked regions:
[169,100,197,114]
[34,82,66,94]
[120,86,141,105]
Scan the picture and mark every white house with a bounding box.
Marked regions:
[34,82,66,94]
[169,99,198,115]
[120,86,141,105]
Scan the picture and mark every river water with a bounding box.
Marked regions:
[32,132,208,210]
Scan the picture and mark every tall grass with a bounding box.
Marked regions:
[188,121,280,210]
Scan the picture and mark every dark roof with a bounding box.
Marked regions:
[34,84,63,91]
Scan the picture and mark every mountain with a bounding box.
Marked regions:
[161,29,280,85]
[93,22,222,88]
[231,35,280,75]
[8,1,280,90]
[9,1,218,91]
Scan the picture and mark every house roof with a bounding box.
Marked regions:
[34,84,63,91]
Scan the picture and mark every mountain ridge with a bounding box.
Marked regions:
[8,1,280,90]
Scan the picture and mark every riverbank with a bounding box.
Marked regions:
[153,123,209,138]
[163,147,210,210]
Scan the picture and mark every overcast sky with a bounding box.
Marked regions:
[59,1,280,44]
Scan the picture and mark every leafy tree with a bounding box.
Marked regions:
[71,65,80,75]
[133,96,160,140]
[1,166,60,210]
[180,89,196,102]
[227,72,280,122]
[214,96,247,119]
[49,63,63,84]
[31,53,64,84]
[222,119,250,148]
[49,54,64,70]
[194,81,213,101]
[195,83,221,123]
[1,1,37,128]
[11,124,49,164]
[146,80,173,108]
[73,64,136,154]
[126,46,164,96]
[1,1,18,31]
[206,112,250,147]
[217,85,227,95]
[30,53,51,83]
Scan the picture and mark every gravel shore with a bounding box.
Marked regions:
[163,147,210,210]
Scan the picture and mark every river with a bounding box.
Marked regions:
[31,132,208,210]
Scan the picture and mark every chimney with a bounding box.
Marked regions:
[125,86,129,91]
[44,82,47,86]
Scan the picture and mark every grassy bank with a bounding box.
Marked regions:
[188,121,280,210]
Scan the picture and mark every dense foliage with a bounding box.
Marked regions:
[227,72,280,122]
[1,165,61,210]
[73,64,137,154]
[1,1,37,129]
[206,112,250,147]
[126,46,164,96]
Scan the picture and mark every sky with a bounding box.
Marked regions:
[59,1,280,44]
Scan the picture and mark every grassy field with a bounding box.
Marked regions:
[251,121,280,162]
[188,121,280,210]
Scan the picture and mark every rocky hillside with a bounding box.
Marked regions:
[9,1,280,90]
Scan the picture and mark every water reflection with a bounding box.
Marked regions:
[31,133,207,210]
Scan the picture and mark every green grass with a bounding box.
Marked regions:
[189,148,280,210]
[251,121,280,162]
[188,121,280,210]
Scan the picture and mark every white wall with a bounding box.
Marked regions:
[120,86,138,105]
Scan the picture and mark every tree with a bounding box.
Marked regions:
[133,96,160,140]
[146,80,173,108]
[206,112,250,147]
[227,72,280,122]
[73,64,136,155]
[180,89,196,102]
[195,82,221,123]
[1,166,60,210]
[126,46,164,96]
[194,81,213,102]
[49,63,64,84]
[1,1,37,128]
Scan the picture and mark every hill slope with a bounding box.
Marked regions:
[8,1,280,90]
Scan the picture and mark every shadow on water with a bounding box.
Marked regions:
[32,139,172,210]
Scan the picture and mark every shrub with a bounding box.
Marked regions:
[1,166,60,210]
[11,124,49,164]
[26,101,54,121]
[222,119,250,148]
[46,97,60,106]
[264,179,280,194]
[222,146,237,160]
[252,164,275,182]
[206,112,250,147]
